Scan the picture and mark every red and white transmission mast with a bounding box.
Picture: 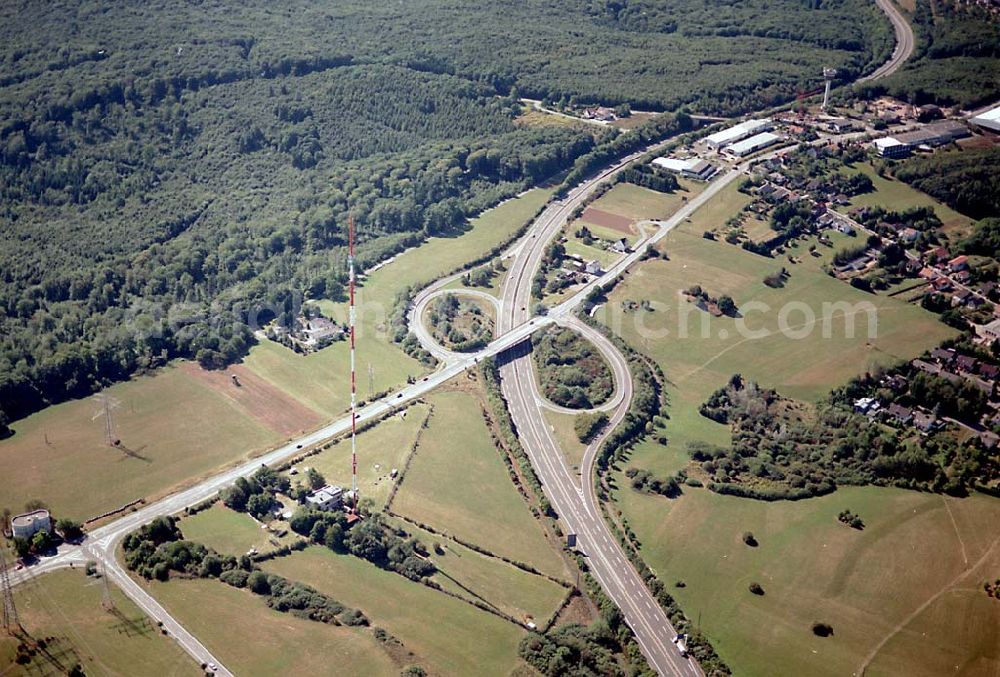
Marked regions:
[348,214,359,516]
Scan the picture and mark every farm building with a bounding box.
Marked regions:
[306,484,344,511]
[970,104,1000,133]
[724,131,781,157]
[651,156,718,180]
[11,509,51,539]
[704,118,773,149]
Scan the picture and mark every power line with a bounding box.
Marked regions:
[1,543,21,634]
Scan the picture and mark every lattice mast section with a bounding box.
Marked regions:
[349,214,359,515]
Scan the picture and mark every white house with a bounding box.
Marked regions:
[306,485,344,511]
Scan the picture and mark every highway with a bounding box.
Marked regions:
[8,5,913,672]
[860,0,915,82]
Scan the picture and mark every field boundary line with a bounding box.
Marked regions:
[941,495,969,568]
[858,534,1000,675]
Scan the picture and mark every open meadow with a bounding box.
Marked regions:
[599,226,956,405]
[291,402,430,510]
[0,365,281,522]
[391,390,569,580]
[178,503,298,558]
[0,569,196,677]
[843,163,974,237]
[602,170,992,675]
[388,518,569,625]
[614,483,1000,677]
[146,577,398,676]
[264,546,530,676]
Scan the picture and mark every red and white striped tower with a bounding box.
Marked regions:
[348,214,359,516]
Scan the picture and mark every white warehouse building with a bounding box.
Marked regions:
[651,157,718,181]
[704,118,773,149]
[969,105,1000,133]
[724,131,782,157]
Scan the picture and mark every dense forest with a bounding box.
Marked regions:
[857,0,1000,107]
[894,147,1000,221]
[0,0,893,431]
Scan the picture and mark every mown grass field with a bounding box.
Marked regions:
[0,365,279,521]
[542,409,587,472]
[244,187,552,416]
[0,569,196,676]
[391,390,568,580]
[603,175,992,676]
[844,163,973,237]
[147,577,397,676]
[295,402,430,510]
[392,518,568,624]
[588,181,703,224]
[600,227,956,405]
[179,503,296,557]
[264,546,528,676]
[614,483,1000,677]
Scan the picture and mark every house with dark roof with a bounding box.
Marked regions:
[931,348,955,363]
[954,354,978,373]
[978,363,1000,380]
[886,403,914,425]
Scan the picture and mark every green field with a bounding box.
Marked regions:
[589,181,704,223]
[615,483,1000,677]
[0,569,196,676]
[147,577,397,676]
[601,227,956,406]
[295,402,430,510]
[179,503,297,557]
[564,235,620,269]
[391,390,568,579]
[264,546,528,676]
[542,409,587,472]
[244,187,552,417]
[843,163,973,237]
[0,365,279,521]
[601,176,992,676]
[682,180,753,236]
[391,518,568,624]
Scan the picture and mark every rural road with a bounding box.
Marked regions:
[9,5,912,672]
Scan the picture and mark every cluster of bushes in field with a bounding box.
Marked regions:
[221,465,290,520]
[625,467,681,498]
[426,294,492,352]
[289,509,435,582]
[532,326,614,409]
[122,515,369,626]
[620,163,679,194]
[694,372,996,499]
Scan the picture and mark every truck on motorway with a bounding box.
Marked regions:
[673,633,688,658]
